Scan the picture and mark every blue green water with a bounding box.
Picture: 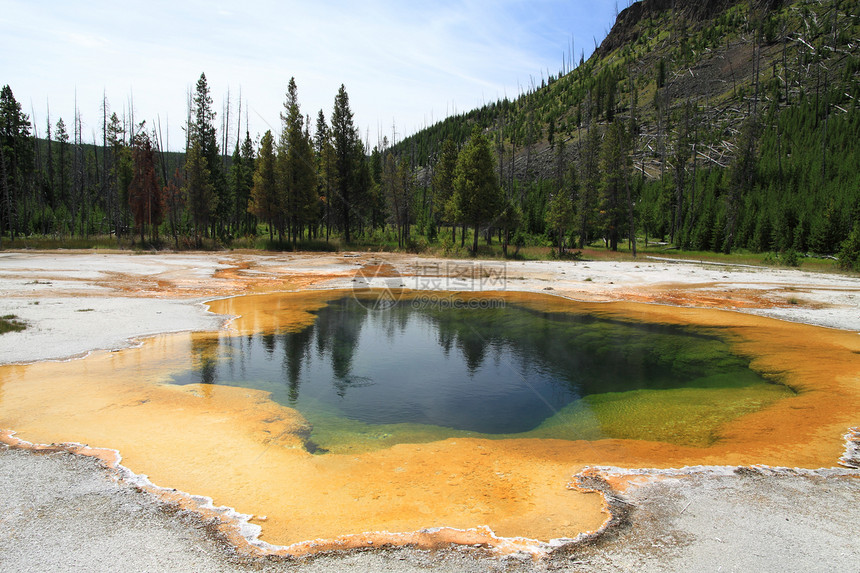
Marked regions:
[168,294,788,450]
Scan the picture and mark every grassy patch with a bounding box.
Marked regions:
[0,314,26,335]
[1,236,132,250]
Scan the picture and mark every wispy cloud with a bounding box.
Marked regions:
[1,0,619,149]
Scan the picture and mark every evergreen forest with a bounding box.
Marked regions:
[1,0,858,269]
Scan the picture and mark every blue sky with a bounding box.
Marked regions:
[1,0,623,150]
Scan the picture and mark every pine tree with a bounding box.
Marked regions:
[352,137,372,238]
[314,110,335,240]
[229,142,245,234]
[164,168,185,249]
[300,120,319,238]
[278,78,317,244]
[55,118,69,212]
[453,127,504,253]
[0,85,32,243]
[183,140,216,246]
[578,124,601,248]
[230,132,257,237]
[189,73,224,238]
[239,132,256,235]
[367,145,386,232]
[724,115,760,252]
[600,121,631,252]
[432,138,458,242]
[671,102,694,245]
[837,220,860,272]
[497,199,522,257]
[108,112,137,236]
[546,163,578,256]
[44,114,55,212]
[248,130,278,242]
[330,85,358,242]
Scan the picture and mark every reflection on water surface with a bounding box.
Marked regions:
[172,293,788,449]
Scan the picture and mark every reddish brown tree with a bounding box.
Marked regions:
[128,130,163,244]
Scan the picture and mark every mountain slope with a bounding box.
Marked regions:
[397,0,860,256]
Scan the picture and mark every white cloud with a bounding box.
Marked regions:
[1,0,620,150]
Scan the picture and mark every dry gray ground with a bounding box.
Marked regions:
[561,469,859,572]
[1,447,856,572]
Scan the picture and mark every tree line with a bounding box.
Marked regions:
[2,0,859,270]
[0,73,548,257]
[0,75,398,249]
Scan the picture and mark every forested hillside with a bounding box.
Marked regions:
[1,0,858,268]
[397,0,860,263]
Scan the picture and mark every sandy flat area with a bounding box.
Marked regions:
[0,250,857,572]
